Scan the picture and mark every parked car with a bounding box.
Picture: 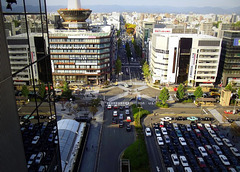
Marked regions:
[211,124,219,131]
[212,145,223,155]
[145,127,151,136]
[126,116,131,122]
[161,127,168,135]
[197,123,204,130]
[186,124,192,131]
[204,123,211,130]
[157,137,164,145]
[155,129,161,137]
[27,154,37,166]
[112,117,117,124]
[204,145,214,154]
[219,155,230,166]
[230,147,240,157]
[171,154,180,165]
[214,137,223,146]
[179,137,187,146]
[119,120,124,128]
[35,152,46,164]
[179,156,189,167]
[32,136,40,145]
[125,109,130,115]
[119,106,124,111]
[197,157,206,168]
[173,123,179,130]
[222,138,233,147]
[208,130,217,138]
[198,146,208,157]
[160,117,172,121]
[119,113,124,120]
[187,116,198,121]
[164,135,171,144]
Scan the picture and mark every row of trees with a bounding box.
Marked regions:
[125,23,136,35]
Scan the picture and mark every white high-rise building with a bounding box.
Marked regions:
[149,33,222,87]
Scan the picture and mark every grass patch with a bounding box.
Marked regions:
[156,102,169,108]
[121,104,150,172]
[182,98,194,103]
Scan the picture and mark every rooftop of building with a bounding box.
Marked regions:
[154,33,221,39]
[57,119,86,172]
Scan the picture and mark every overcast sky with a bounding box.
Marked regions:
[46,0,240,8]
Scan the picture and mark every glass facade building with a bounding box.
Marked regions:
[0,0,61,171]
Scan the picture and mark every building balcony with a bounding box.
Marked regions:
[10,61,29,65]
[9,56,28,60]
[9,50,28,54]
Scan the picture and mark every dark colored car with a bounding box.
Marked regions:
[119,106,124,111]
[126,124,131,131]
[119,120,124,128]
[112,117,117,124]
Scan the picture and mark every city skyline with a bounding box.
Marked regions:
[46,0,240,8]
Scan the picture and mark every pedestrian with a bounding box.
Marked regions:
[232,135,235,139]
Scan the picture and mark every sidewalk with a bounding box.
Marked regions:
[79,102,104,172]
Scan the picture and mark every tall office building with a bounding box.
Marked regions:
[1,0,61,171]
[49,0,116,86]
[217,30,240,87]
[149,33,221,87]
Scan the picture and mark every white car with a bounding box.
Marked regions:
[222,138,233,147]
[27,154,37,166]
[198,146,208,157]
[186,124,192,131]
[214,137,223,146]
[157,137,164,145]
[219,155,230,166]
[173,123,179,130]
[32,136,40,144]
[179,156,189,167]
[161,127,168,135]
[204,123,211,130]
[113,111,118,117]
[155,129,161,137]
[145,127,151,136]
[35,152,46,164]
[230,147,240,157]
[171,154,180,165]
[179,137,187,146]
[167,167,174,172]
[212,145,223,155]
[184,167,192,172]
[160,117,172,121]
[208,130,217,138]
[107,104,112,109]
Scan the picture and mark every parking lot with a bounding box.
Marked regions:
[144,117,240,172]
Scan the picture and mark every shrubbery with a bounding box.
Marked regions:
[156,102,169,108]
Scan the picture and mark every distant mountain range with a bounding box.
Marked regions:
[47,5,240,14]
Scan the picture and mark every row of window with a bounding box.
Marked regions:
[55,64,108,69]
[51,54,110,59]
[52,59,109,64]
[49,38,110,43]
[50,48,110,53]
[50,43,110,49]
[54,70,101,74]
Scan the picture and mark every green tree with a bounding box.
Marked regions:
[225,82,233,92]
[91,98,101,107]
[89,106,98,116]
[115,57,122,76]
[238,88,240,98]
[194,86,203,98]
[142,61,150,78]
[21,85,29,98]
[117,30,121,37]
[62,82,72,99]
[117,38,122,48]
[38,83,46,99]
[176,84,185,101]
[159,87,169,105]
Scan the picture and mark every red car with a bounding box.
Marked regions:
[194,129,202,137]
[211,124,219,131]
[204,145,214,154]
[197,123,204,130]
[197,157,206,168]
[113,105,118,109]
